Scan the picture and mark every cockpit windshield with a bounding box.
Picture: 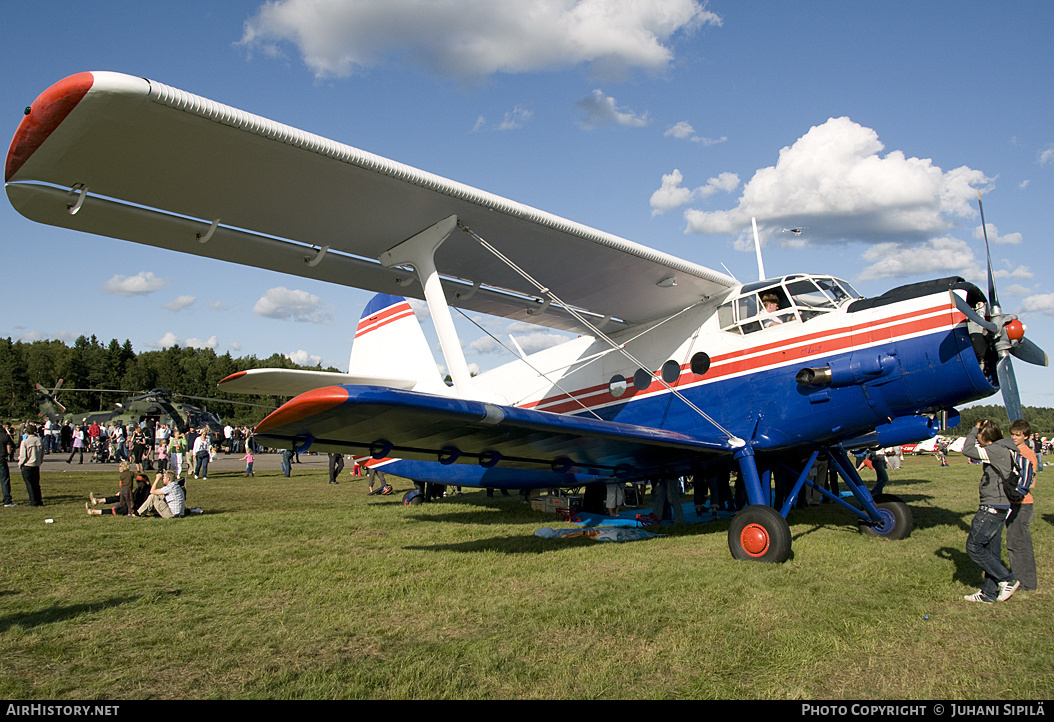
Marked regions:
[718,275,860,335]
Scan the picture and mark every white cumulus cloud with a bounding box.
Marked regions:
[240,0,720,80]
[473,106,534,132]
[1020,293,1054,316]
[857,237,983,283]
[148,332,218,350]
[577,89,650,129]
[974,223,1022,245]
[162,295,196,311]
[286,349,323,366]
[253,287,333,324]
[184,336,219,350]
[664,121,725,145]
[683,117,991,247]
[650,169,739,215]
[153,332,180,349]
[102,272,168,296]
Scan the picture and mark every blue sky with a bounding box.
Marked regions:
[2,1,1052,407]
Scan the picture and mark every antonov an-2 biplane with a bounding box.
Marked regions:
[7,71,1047,561]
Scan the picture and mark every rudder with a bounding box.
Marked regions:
[349,294,446,393]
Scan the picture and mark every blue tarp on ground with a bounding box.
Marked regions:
[569,501,734,528]
[534,526,662,542]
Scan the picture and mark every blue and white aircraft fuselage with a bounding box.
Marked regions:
[6,71,1044,560]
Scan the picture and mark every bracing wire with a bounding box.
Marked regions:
[458,222,740,442]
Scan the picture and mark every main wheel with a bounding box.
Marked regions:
[728,505,792,562]
[858,494,913,540]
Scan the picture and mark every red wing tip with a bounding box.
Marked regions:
[218,371,248,385]
[6,72,96,182]
[255,385,350,434]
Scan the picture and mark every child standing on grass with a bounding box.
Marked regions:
[156,441,169,474]
[1008,419,1038,592]
[960,419,1020,604]
[242,449,255,477]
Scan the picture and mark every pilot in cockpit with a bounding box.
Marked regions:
[761,293,784,327]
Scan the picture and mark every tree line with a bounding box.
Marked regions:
[2,335,1049,435]
[0,335,338,427]
[953,404,1053,437]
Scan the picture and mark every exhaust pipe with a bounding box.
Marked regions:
[796,367,832,385]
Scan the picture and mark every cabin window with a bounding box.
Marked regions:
[633,368,652,391]
[608,375,627,398]
[717,302,739,333]
[661,360,681,384]
[736,293,758,322]
[691,352,711,375]
[786,279,835,322]
[818,277,859,303]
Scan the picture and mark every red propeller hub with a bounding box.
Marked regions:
[1006,319,1025,342]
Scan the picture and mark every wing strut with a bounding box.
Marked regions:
[378,215,481,399]
[458,221,744,447]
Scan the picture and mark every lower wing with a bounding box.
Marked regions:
[253,385,735,476]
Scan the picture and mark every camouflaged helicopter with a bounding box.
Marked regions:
[34,380,233,434]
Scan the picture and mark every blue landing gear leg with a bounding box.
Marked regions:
[728,447,792,562]
[822,446,913,540]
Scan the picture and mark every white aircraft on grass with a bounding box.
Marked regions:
[6,71,1047,560]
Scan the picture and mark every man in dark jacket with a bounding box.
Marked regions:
[1,424,16,507]
[961,420,1020,603]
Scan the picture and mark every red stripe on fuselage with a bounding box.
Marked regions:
[520,302,963,415]
[354,303,414,339]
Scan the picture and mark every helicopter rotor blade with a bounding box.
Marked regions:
[171,393,277,410]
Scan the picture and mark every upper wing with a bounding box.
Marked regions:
[254,385,735,474]
[6,71,736,334]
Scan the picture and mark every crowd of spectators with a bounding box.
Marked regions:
[0,416,267,508]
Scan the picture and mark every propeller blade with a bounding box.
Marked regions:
[996,355,1023,424]
[952,292,997,333]
[1010,337,1049,367]
[977,191,1000,313]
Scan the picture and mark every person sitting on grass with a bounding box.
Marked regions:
[87,469,152,517]
[86,460,134,513]
[134,470,186,518]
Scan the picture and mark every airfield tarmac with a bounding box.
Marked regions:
[39,448,335,476]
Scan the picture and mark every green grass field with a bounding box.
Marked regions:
[1,453,1050,700]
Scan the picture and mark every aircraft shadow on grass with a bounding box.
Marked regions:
[0,593,178,632]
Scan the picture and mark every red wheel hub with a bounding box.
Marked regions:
[740,523,771,557]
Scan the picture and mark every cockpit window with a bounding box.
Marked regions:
[719,275,857,335]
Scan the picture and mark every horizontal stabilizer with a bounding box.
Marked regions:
[219,369,416,397]
[253,385,735,476]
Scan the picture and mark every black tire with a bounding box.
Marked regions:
[728,505,792,562]
[859,494,913,540]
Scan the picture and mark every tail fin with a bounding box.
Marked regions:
[349,294,446,393]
